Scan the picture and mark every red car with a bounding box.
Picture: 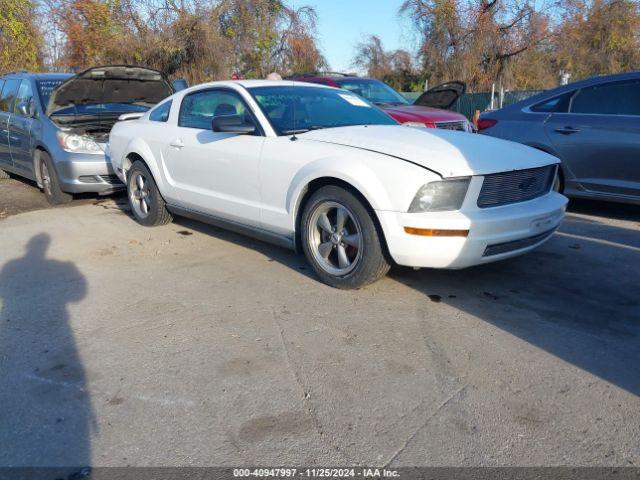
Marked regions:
[287,73,473,132]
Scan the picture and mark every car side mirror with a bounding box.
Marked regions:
[17,101,35,117]
[211,115,256,135]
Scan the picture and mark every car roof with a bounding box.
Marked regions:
[289,74,380,83]
[179,79,336,94]
[0,72,74,81]
[557,70,640,91]
[237,79,334,89]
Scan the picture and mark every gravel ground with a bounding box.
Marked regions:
[0,177,638,468]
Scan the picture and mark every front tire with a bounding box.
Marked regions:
[39,151,72,205]
[301,186,390,289]
[127,161,172,226]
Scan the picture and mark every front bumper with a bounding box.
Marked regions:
[377,191,568,269]
[54,152,125,194]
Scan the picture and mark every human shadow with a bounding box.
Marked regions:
[174,203,640,396]
[0,234,92,477]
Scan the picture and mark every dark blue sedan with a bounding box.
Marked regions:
[478,71,640,205]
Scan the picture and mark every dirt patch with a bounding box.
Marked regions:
[0,176,122,219]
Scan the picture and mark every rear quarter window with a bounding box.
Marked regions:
[149,100,172,122]
[531,92,572,113]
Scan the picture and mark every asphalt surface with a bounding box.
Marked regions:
[0,177,638,467]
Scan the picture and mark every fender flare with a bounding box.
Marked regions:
[120,139,167,191]
[286,158,394,219]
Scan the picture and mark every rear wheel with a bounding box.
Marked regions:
[39,151,72,205]
[127,161,172,226]
[301,185,390,289]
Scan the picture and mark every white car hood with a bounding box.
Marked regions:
[300,125,557,177]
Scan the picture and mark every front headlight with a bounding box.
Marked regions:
[57,131,103,154]
[408,177,471,212]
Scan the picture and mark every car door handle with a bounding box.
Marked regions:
[554,126,580,134]
[170,139,184,149]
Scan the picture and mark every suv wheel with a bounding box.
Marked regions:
[127,161,172,226]
[301,186,390,289]
[39,151,72,205]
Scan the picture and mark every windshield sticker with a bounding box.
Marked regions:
[338,94,370,107]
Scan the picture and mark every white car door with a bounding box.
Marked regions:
[164,88,265,227]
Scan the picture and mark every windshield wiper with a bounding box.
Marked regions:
[282,125,327,135]
[375,101,406,107]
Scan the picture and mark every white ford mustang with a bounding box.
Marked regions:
[109,80,567,288]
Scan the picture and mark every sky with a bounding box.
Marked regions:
[301,0,413,73]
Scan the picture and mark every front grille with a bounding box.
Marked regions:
[478,165,556,208]
[99,175,124,185]
[483,228,557,257]
[435,120,467,131]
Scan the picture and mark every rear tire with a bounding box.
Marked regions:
[0,169,9,180]
[301,185,390,289]
[39,151,73,205]
[127,161,172,226]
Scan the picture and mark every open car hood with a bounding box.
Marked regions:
[414,81,466,110]
[47,65,174,116]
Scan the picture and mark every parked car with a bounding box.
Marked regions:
[0,65,174,204]
[287,73,473,132]
[477,71,640,205]
[109,80,567,288]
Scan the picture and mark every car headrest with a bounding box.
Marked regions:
[214,103,237,117]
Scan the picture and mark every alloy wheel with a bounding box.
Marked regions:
[129,172,152,218]
[307,201,363,276]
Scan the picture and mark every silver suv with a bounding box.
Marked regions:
[0,66,174,204]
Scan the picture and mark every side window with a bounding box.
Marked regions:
[0,79,20,113]
[149,100,172,122]
[178,89,249,130]
[531,92,572,113]
[571,80,640,116]
[13,80,34,115]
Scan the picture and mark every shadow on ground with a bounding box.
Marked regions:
[0,234,92,476]
[177,200,640,396]
[389,199,640,396]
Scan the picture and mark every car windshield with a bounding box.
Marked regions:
[36,79,68,107]
[335,79,410,106]
[248,85,398,135]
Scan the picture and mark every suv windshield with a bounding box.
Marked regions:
[36,79,68,107]
[249,85,397,135]
[335,79,409,106]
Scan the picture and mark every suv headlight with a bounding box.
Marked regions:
[409,177,471,212]
[57,131,103,154]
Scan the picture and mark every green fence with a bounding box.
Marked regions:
[402,90,543,120]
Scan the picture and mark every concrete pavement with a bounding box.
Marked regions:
[0,191,638,467]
